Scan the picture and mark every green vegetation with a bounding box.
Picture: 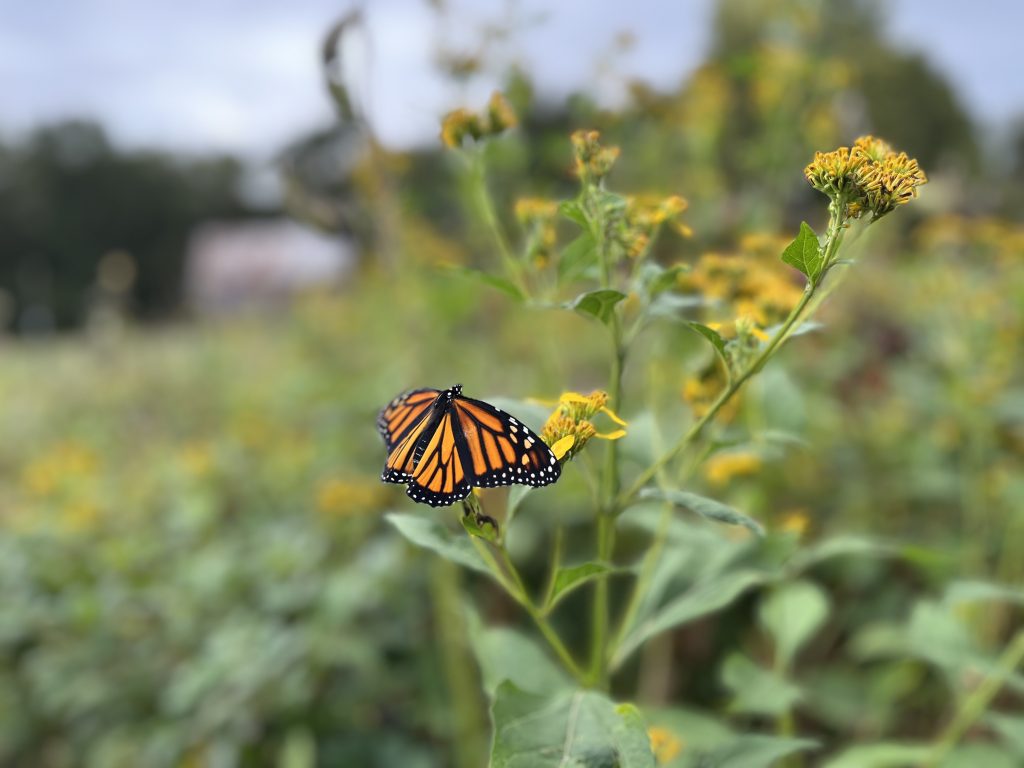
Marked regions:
[1,1,1022,766]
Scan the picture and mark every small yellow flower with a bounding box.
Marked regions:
[484,91,518,133]
[571,130,620,183]
[440,108,483,148]
[779,509,810,537]
[514,197,559,224]
[179,441,214,477]
[440,92,518,149]
[648,726,683,764]
[61,501,101,532]
[703,450,762,486]
[539,390,626,460]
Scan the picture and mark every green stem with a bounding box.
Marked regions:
[470,536,587,683]
[617,207,847,509]
[429,560,487,768]
[589,184,624,690]
[926,630,1024,767]
[468,150,527,295]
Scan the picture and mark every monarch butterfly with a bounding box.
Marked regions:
[377,384,561,507]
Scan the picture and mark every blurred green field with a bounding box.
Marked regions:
[2,2,1023,766]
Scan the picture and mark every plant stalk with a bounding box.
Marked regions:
[617,206,847,508]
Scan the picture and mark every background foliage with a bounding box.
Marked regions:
[0,0,1022,766]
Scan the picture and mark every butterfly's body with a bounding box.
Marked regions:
[377,384,560,507]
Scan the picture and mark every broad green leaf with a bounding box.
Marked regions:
[545,562,612,611]
[559,199,589,229]
[639,488,764,536]
[449,266,525,300]
[642,707,732,762]
[701,735,818,768]
[987,713,1024,757]
[942,745,1020,768]
[643,291,706,321]
[558,232,597,283]
[637,261,689,297]
[944,580,1024,607]
[780,221,823,282]
[569,289,627,327]
[466,617,573,696]
[386,513,490,576]
[615,569,770,666]
[790,535,899,572]
[822,743,932,768]
[721,653,803,717]
[686,322,729,364]
[759,580,830,669]
[490,682,655,768]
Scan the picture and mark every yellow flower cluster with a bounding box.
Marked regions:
[540,391,627,460]
[622,194,692,257]
[570,130,621,184]
[915,214,1024,266]
[21,441,99,498]
[440,92,518,149]
[681,371,741,422]
[679,242,803,336]
[804,136,927,220]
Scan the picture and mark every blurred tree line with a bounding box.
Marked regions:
[2,0,1021,334]
[0,121,262,332]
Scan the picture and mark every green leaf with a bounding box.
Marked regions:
[559,199,589,229]
[461,511,499,543]
[642,707,733,760]
[702,735,818,768]
[592,188,628,216]
[569,289,627,327]
[944,580,1024,607]
[490,682,655,768]
[449,266,525,300]
[722,653,803,717]
[822,743,932,768]
[385,513,490,576]
[545,562,613,611]
[790,535,900,572]
[780,222,823,282]
[759,580,830,669]
[636,262,689,297]
[558,232,597,283]
[686,322,728,363]
[615,569,770,665]
[466,617,573,696]
[639,488,764,536]
[987,713,1024,757]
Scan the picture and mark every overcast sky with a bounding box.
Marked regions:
[0,0,1020,158]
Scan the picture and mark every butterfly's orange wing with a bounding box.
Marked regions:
[377,388,439,452]
[400,409,472,506]
[452,396,560,489]
[378,386,561,508]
